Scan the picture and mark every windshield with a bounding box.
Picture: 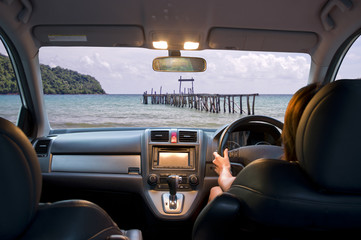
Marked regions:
[38,47,310,129]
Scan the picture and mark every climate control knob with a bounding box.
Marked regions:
[147,174,158,186]
[188,174,199,186]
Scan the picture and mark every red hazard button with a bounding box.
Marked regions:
[171,132,177,143]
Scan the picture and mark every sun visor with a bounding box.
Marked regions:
[208,28,318,53]
[33,25,144,47]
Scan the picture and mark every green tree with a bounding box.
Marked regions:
[0,54,106,94]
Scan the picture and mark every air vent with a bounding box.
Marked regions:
[34,139,51,157]
[151,131,169,142]
[179,131,197,143]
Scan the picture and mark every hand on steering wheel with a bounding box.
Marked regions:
[213,149,230,175]
[213,149,235,192]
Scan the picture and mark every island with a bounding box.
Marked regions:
[0,54,105,94]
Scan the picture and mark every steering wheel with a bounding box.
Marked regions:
[217,115,284,175]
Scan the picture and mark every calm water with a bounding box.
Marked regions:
[0,94,291,129]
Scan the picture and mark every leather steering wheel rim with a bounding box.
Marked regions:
[217,115,284,156]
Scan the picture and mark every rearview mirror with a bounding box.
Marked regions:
[152,57,207,72]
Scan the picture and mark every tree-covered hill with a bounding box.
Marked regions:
[0,54,105,94]
[0,54,18,94]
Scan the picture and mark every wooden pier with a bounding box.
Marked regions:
[142,91,259,115]
[143,77,258,115]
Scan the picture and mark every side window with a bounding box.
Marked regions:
[0,37,22,124]
[336,35,361,80]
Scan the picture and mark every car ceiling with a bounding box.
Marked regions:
[30,0,324,32]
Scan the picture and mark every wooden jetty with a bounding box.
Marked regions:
[142,91,258,115]
[143,77,258,115]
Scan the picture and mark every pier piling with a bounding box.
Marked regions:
[143,77,258,115]
[143,92,259,115]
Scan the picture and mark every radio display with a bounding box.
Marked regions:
[152,147,195,169]
[158,152,189,168]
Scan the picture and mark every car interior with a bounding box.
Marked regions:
[1,0,361,239]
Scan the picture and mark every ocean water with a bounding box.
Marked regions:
[0,94,292,129]
[0,95,21,124]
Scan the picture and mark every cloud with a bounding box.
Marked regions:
[80,55,94,66]
[79,52,111,71]
[221,52,309,81]
[38,47,311,94]
[181,51,310,94]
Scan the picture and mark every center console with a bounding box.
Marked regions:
[147,146,199,191]
[145,129,202,218]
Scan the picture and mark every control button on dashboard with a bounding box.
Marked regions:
[157,184,169,189]
[147,174,158,186]
[188,174,199,185]
[179,184,189,189]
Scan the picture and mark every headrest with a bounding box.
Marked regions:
[296,80,361,193]
[0,117,42,239]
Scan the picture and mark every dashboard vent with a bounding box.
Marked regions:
[179,131,197,143]
[151,131,169,142]
[34,139,51,157]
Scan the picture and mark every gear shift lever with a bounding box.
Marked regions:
[167,175,181,209]
[162,175,184,213]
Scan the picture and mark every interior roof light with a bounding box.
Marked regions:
[153,41,168,49]
[184,42,199,50]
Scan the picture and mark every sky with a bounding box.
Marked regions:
[1,39,360,95]
[37,47,310,95]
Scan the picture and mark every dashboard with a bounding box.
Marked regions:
[35,128,216,220]
[34,124,282,221]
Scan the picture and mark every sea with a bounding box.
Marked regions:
[0,94,292,129]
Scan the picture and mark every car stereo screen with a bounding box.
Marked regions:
[158,152,189,168]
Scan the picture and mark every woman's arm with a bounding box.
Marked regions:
[213,149,236,192]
